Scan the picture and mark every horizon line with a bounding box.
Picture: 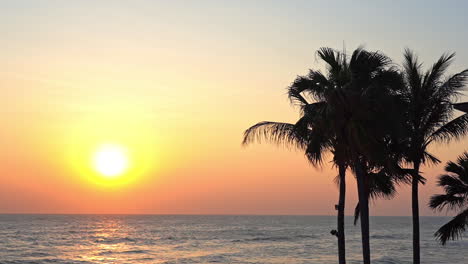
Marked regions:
[0,213,449,217]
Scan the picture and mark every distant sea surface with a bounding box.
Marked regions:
[0,215,465,264]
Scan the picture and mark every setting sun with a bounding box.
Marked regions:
[93,144,129,178]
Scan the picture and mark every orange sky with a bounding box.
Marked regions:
[1,1,468,215]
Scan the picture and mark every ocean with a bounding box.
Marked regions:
[0,215,465,264]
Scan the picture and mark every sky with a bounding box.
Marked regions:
[1,0,468,215]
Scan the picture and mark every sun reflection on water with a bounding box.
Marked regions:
[75,217,136,263]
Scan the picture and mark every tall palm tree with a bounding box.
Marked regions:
[429,151,468,245]
[243,47,349,264]
[400,49,468,264]
[327,48,404,264]
[244,47,405,264]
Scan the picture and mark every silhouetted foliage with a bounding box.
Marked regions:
[244,46,411,264]
[430,152,468,245]
[400,49,468,263]
[242,46,468,263]
[243,47,351,264]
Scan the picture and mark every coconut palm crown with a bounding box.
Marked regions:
[429,152,468,245]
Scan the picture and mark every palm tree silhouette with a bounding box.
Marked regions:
[400,49,468,264]
[326,48,404,264]
[244,47,405,264]
[429,151,468,245]
[243,47,349,264]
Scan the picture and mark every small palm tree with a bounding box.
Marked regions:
[429,152,468,245]
[401,49,468,263]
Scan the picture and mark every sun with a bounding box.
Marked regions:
[93,144,129,178]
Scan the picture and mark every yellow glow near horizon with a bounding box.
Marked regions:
[63,112,163,189]
[93,144,129,178]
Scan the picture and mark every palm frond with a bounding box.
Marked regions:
[432,153,468,244]
[437,174,468,196]
[368,68,404,93]
[288,76,312,106]
[436,69,468,100]
[422,52,455,89]
[402,48,423,92]
[420,101,452,141]
[354,202,360,225]
[430,113,468,143]
[350,49,391,85]
[317,47,343,78]
[451,152,468,183]
[422,151,441,165]
[242,121,307,149]
[368,170,397,200]
[429,194,466,211]
[288,71,332,105]
[301,101,327,119]
[390,167,418,185]
[445,161,465,177]
[366,50,392,70]
[304,129,333,166]
[435,208,468,245]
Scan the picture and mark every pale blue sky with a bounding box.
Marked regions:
[3,0,468,68]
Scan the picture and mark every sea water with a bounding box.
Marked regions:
[0,215,465,263]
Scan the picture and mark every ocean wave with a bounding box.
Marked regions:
[99,249,151,255]
[27,252,51,257]
[1,215,463,264]
[121,250,150,254]
[232,234,316,242]
[295,234,316,239]
[373,256,410,264]
[159,253,232,264]
[94,236,136,244]
[371,234,408,240]
[1,259,92,264]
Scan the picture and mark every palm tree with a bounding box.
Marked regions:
[327,48,404,264]
[429,151,468,245]
[243,47,349,264]
[400,49,468,264]
[244,47,405,264]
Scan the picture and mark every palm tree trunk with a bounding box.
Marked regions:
[337,164,346,264]
[355,160,371,264]
[412,161,421,264]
